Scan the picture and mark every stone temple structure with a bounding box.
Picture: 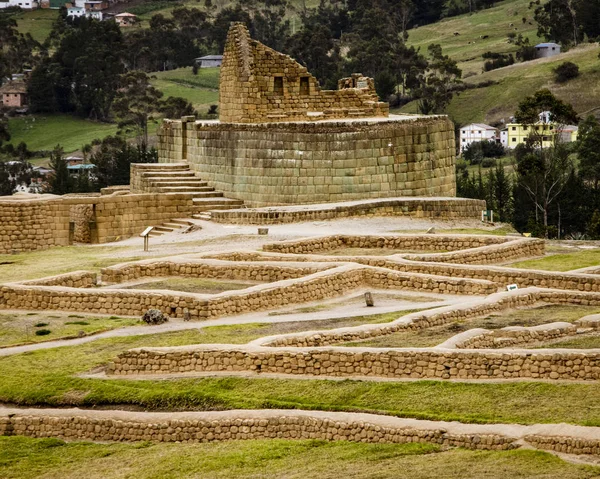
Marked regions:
[157,23,457,207]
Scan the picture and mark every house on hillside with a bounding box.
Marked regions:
[535,42,561,59]
[501,112,578,148]
[0,81,28,109]
[67,6,102,19]
[459,123,499,153]
[114,12,137,26]
[195,55,223,68]
[0,0,38,9]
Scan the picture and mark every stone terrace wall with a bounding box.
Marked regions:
[159,116,457,206]
[438,322,577,350]
[62,194,195,244]
[100,259,332,284]
[209,198,486,224]
[219,23,388,123]
[0,196,71,254]
[70,204,95,243]
[263,234,509,254]
[0,264,495,320]
[108,344,600,381]
[0,410,516,451]
[20,271,97,288]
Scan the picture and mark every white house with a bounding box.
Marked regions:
[535,43,561,59]
[67,6,102,19]
[195,55,224,68]
[0,0,38,9]
[459,123,499,153]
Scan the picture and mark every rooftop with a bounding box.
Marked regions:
[0,81,27,94]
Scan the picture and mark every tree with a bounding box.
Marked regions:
[578,115,600,188]
[415,44,462,114]
[46,146,71,195]
[513,90,578,234]
[112,71,163,147]
[91,136,157,188]
[160,96,196,119]
[534,0,600,47]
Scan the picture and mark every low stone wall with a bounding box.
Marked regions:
[1,264,494,320]
[100,258,331,284]
[108,343,600,381]
[3,408,599,456]
[0,409,516,451]
[262,234,508,255]
[210,198,486,224]
[20,271,97,288]
[62,194,195,244]
[577,314,600,329]
[0,195,71,254]
[438,322,577,349]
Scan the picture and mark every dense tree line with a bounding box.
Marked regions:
[534,0,600,46]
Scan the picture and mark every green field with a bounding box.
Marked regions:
[151,67,220,114]
[7,115,118,154]
[407,0,540,76]
[2,436,599,479]
[12,8,57,43]
[509,248,600,271]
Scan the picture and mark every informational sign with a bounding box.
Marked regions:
[140,226,154,237]
[356,80,368,89]
[506,284,519,291]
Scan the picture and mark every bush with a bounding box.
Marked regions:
[587,209,600,239]
[34,322,49,327]
[482,52,515,72]
[142,309,168,325]
[554,62,580,83]
[463,140,505,163]
[481,157,496,168]
[35,329,52,336]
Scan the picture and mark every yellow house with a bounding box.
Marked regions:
[501,123,578,149]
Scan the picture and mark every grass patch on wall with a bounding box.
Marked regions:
[509,248,600,271]
[2,436,599,479]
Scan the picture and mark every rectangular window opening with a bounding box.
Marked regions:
[273,77,284,95]
[300,77,309,96]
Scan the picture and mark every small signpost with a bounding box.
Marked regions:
[140,226,154,252]
[507,284,519,291]
[481,210,494,223]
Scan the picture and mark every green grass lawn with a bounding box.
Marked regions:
[509,248,600,271]
[7,115,119,154]
[151,67,220,114]
[0,311,140,348]
[2,436,599,479]
[2,329,600,426]
[536,333,600,349]
[12,8,57,43]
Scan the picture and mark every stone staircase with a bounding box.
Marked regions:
[131,163,244,232]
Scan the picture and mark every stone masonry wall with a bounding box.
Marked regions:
[209,198,486,224]
[108,344,600,381]
[0,264,495,320]
[219,23,388,123]
[159,116,457,206]
[0,196,71,254]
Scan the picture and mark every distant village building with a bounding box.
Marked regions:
[535,42,561,59]
[195,55,223,68]
[67,6,102,19]
[0,81,28,108]
[500,112,578,149]
[0,0,38,9]
[114,12,137,26]
[459,123,499,153]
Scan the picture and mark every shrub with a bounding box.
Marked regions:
[35,329,52,336]
[142,309,168,325]
[482,52,515,72]
[587,209,600,239]
[34,322,49,327]
[463,140,505,163]
[554,62,579,83]
[65,321,90,325]
[481,157,496,168]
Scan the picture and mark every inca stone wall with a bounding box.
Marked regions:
[0,196,71,254]
[219,23,388,123]
[159,116,457,206]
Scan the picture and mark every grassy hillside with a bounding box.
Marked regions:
[7,115,118,153]
[407,0,541,76]
[151,67,220,113]
[11,8,57,43]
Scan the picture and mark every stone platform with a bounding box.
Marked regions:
[158,114,457,207]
